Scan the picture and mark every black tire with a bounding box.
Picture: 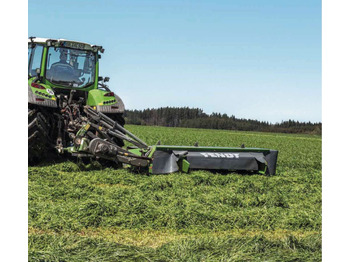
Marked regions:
[28,108,52,164]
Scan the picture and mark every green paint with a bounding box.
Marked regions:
[87,89,118,106]
[259,163,268,175]
[78,138,90,152]
[153,145,271,153]
[40,47,47,77]
[148,163,153,174]
[128,148,143,156]
[181,159,190,173]
[147,146,157,158]
[64,146,76,153]
[28,78,56,101]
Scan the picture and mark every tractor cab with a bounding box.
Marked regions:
[28,37,125,115]
[28,37,102,90]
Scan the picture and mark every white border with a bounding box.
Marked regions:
[0,0,28,261]
[323,0,350,260]
[1,0,347,260]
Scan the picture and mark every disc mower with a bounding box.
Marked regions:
[28,37,278,175]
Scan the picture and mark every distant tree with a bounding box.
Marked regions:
[125,107,321,134]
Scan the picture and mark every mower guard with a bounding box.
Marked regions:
[149,145,278,175]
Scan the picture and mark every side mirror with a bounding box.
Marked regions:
[98,76,103,81]
[104,77,110,82]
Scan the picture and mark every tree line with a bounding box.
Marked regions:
[124,107,322,135]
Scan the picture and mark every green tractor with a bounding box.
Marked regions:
[28,37,278,175]
[28,37,125,162]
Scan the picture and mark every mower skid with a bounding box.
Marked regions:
[150,146,278,175]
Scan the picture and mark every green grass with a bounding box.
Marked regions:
[29,125,322,261]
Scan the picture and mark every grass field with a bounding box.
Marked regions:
[28,125,322,261]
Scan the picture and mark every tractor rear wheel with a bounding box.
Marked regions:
[28,108,52,164]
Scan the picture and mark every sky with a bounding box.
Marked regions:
[28,0,321,123]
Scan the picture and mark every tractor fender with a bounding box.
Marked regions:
[28,82,57,108]
[87,89,125,114]
[96,94,125,114]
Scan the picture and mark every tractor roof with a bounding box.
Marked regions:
[28,37,104,53]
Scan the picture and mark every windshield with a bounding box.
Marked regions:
[46,47,96,88]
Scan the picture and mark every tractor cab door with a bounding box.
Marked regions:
[28,44,44,77]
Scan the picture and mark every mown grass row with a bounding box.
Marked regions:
[29,165,321,232]
[29,125,322,261]
[29,233,321,262]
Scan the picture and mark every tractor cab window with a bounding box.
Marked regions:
[28,44,44,77]
[46,47,96,88]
